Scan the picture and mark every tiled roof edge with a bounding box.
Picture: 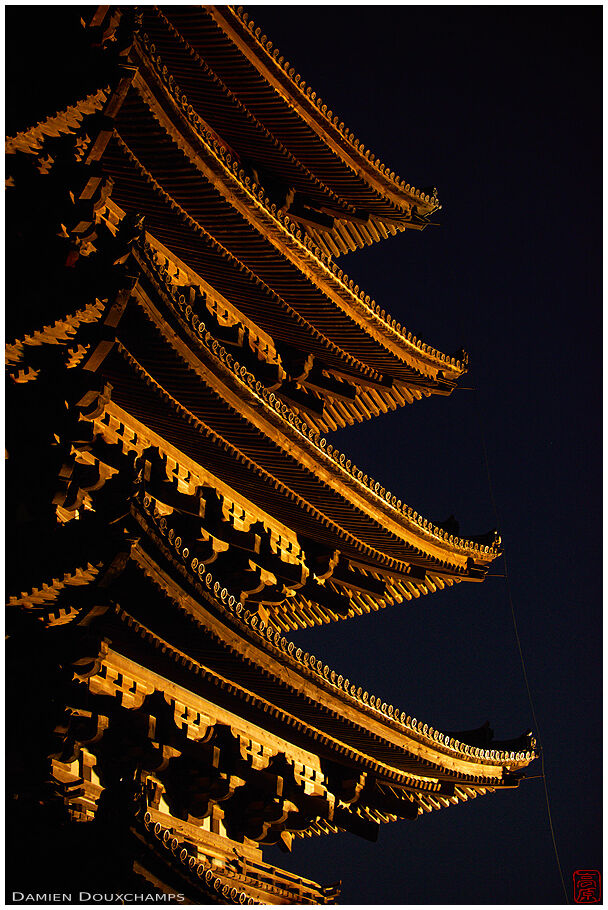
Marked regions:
[138,495,535,770]
[227,6,440,215]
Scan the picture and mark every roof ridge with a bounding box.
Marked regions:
[141,812,306,903]
[136,496,535,769]
[114,131,398,379]
[227,5,440,215]
[138,237,497,562]
[133,46,467,376]
[5,87,109,156]
[7,561,103,608]
[142,14,360,220]
[6,299,106,365]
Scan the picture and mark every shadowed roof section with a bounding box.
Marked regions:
[5,7,466,433]
[198,8,440,219]
[5,6,542,902]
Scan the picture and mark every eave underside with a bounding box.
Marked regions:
[145,6,439,225]
[9,500,536,787]
[102,88,460,390]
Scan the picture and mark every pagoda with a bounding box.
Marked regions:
[6,7,536,904]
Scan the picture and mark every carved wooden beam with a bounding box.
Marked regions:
[329,557,387,597]
[303,366,357,402]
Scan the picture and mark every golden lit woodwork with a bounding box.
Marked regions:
[5,6,536,903]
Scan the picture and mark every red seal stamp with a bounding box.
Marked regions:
[574,870,601,904]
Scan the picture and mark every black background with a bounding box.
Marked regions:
[6,5,601,905]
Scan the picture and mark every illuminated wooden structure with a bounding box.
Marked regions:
[6,7,536,903]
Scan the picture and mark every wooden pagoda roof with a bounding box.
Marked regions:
[6,8,537,901]
[134,6,441,257]
[23,228,499,627]
[5,208,499,628]
[5,17,498,630]
[96,63,465,424]
[5,87,109,157]
[6,14,467,431]
[6,142,458,435]
[13,502,536,833]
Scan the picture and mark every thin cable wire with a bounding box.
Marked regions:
[473,390,569,905]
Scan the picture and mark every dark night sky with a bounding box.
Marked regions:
[6,5,602,905]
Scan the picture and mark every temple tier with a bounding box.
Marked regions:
[6,6,535,903]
